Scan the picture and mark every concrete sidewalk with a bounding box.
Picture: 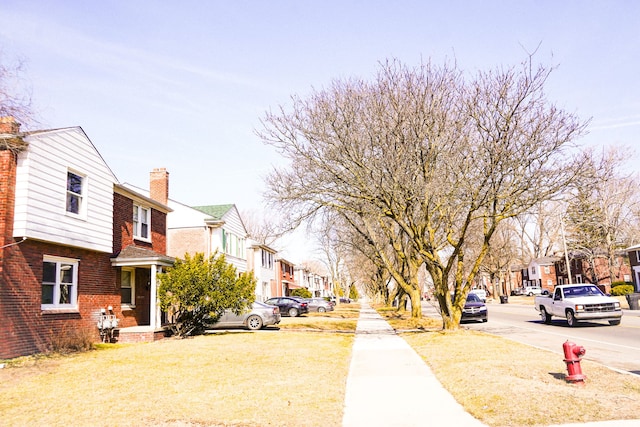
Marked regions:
[342,301,639,427]
[342,301,487,427]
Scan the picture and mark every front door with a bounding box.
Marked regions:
[135,268,151,325]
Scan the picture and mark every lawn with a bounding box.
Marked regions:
[3,301,640,427]
[0,330,353,426]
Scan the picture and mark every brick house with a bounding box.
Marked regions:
[276,257,298,296]
[526,256,560,294]
[556,252,631,294]
[0,118,172,359]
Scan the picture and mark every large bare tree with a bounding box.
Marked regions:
[565,147,639,284]
[259,57,588,328]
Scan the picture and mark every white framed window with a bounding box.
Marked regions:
[262,250,274,269]
[547,279,553,287]
[544,266,550,274]
[42,256,79,310]
[66,170,86,216]
[121,268,135,307]
[133,205,151,241]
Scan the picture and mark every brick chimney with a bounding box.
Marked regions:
[0,117,20,134]
[0,117,22,268]
[150,168,169,205]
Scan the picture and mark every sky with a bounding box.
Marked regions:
[1,1,639,261]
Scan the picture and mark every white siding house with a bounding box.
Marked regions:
[13,127,116,253]
[155,198,248,273]
[247,241,277,301]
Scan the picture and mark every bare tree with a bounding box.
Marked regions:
[0,54,35,126]
[258,57,588,328]
[565,147,639,284]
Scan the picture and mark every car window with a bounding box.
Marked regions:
[467,293,481,302]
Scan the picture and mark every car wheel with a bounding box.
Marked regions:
[540,307,552,324]
[318,307,326,313]
[288,307,299,317]
[609,319,621,326]
[566,310,577,327]
[246,315,263,330]
[482,318,488,323]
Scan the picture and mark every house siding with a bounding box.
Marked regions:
[13,128,115,253]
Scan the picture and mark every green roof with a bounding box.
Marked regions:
[192,204,234,220]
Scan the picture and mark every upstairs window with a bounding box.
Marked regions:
[133,205,151,241]
[42,256,78,310]
[66,171,85,215]
[262,250,274,269]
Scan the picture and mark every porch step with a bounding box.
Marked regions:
[114,326,171,344]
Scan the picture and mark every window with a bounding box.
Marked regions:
[544,266,550,274]
[42,256,78,310]
[547,279,553,287]
[121,268,135,306]
[66,171,85,215]
[133,205,150,240]
[221,229,245,258]
[262,250,274,269]
[531,267,536,275]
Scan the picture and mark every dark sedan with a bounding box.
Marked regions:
[461,292,488,323]
[264,296,309,317]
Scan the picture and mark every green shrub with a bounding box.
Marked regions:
[611,281,631,288]
[611,285,634,296]
[290,288,312,298]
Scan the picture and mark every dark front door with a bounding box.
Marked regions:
[135,268,151,325]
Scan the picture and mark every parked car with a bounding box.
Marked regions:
[304,297,334,313]
[264,296,309,317]
[469,289,487,302]
[524,286,542,296]
[511,287,525,296]
[205,301,281,330]
[339,297,352,303]
[461,292,488,323]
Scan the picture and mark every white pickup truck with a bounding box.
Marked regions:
[534,284,622,327]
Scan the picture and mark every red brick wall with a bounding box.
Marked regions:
[113,192,166,254]
[1,239,119,359]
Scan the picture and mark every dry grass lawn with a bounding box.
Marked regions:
[0,331,353,427]
[2,301,639,427]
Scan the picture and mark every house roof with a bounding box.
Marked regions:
[531,256,561,265]
[111,245,175,267]
[192,204,235,220]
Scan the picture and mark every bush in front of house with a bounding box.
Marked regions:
[157,251,256,337]
[611,284,635,296]
[290,288,312,299]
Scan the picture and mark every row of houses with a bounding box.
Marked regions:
[481,252,638,298]
[0,118,329,359]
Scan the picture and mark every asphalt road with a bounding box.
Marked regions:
[421,299,640,376]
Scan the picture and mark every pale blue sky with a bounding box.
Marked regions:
[1,1,639,220]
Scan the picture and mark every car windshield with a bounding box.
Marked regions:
[466,293,482,303]
[564,285,605,298]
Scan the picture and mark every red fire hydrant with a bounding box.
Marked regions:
[562,340,586,384]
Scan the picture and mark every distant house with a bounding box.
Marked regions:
[554,252,630,294]
[246,241,277,301]
[295,266,331,298]
[276,257,298,296]
[526,256,561,293]
[164,198,248,273]
[625,244,640,292]
[0,118,173,359]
